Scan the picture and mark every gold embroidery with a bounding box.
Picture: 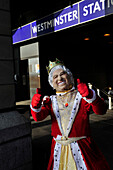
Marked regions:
[57,90,78,170]
[57,90,77,136]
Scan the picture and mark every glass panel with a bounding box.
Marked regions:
[28,57,40,100]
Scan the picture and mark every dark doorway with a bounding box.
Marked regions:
[15,59,30,101]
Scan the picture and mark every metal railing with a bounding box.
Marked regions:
[88,83,113,110]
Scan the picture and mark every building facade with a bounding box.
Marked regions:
[12,0,113,101]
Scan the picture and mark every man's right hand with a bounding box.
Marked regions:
[31,88,43,108]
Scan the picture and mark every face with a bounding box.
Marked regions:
[52,69,72,92]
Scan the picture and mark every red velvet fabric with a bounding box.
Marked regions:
[31,95,110,170]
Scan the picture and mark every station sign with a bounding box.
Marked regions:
[12,0,113,44]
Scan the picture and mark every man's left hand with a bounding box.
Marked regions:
[77,79,92,98]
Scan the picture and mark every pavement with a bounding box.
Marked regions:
[31,115,52,170]
[31,109,113,170]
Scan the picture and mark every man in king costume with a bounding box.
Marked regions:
[31,58,110,170]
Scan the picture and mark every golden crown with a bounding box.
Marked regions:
[46,58,64,74]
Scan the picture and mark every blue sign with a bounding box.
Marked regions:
[79,0,105,23]
[12,0,113,44]
[54,3,78,31]
[12,24,31,44]
[31,3,78,37]
[36,14,54,36]
[31,21,37,38]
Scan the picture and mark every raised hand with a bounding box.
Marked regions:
[31,88,43,108]
[77,79,90,98]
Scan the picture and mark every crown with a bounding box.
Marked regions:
[46,58,64,74]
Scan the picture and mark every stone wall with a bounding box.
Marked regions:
[0,111,32,170]
[0,0,15,109]
[0,1,32,169]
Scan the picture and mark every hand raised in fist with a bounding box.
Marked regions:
[77,79,93,98]
[31,88,43,108]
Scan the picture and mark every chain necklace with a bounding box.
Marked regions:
[57,90,77,109]
[56,90,78,135]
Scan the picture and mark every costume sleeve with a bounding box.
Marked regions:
[30,101,51,122]
[84,89,108,115]
[91,95,108,115]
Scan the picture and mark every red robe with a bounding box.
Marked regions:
[31,94,110,170]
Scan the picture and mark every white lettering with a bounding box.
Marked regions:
[35,8,79,32]
[60,15,64,24]
[83,0,106,17]
[73,10,78,20]
[88,3,94,14]
[93,1,101,13]
[47,20,53,29]
[107,0,113,8]
[111,0,113,5]
[40,23,44,31]
[36,20,54,32]
[107,0,110,7]
[54,17,59,26]
[37,24,40,32]
[43,22,47,30]
[32,26,37,33]
[68,12,72,21]
[83,6,88,16]
[100,0,105,10]
[54,10,78,26]
[63,13,68,23]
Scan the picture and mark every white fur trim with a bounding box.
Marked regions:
[71,141,87,169]
[30,104,42,113]
[51,92,82,137]
[30,96,50,113]
[53,135,87,170]
[53,135,62,170]
[83,89,96,103]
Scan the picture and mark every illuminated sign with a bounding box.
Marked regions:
[54,3,78,31]
[12,0,113,44]
[80,0,105,23]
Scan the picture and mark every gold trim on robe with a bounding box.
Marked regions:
[51,90,87,170]
[59,144,77,170]
[56,91,86,170]
[54,136,86,170]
